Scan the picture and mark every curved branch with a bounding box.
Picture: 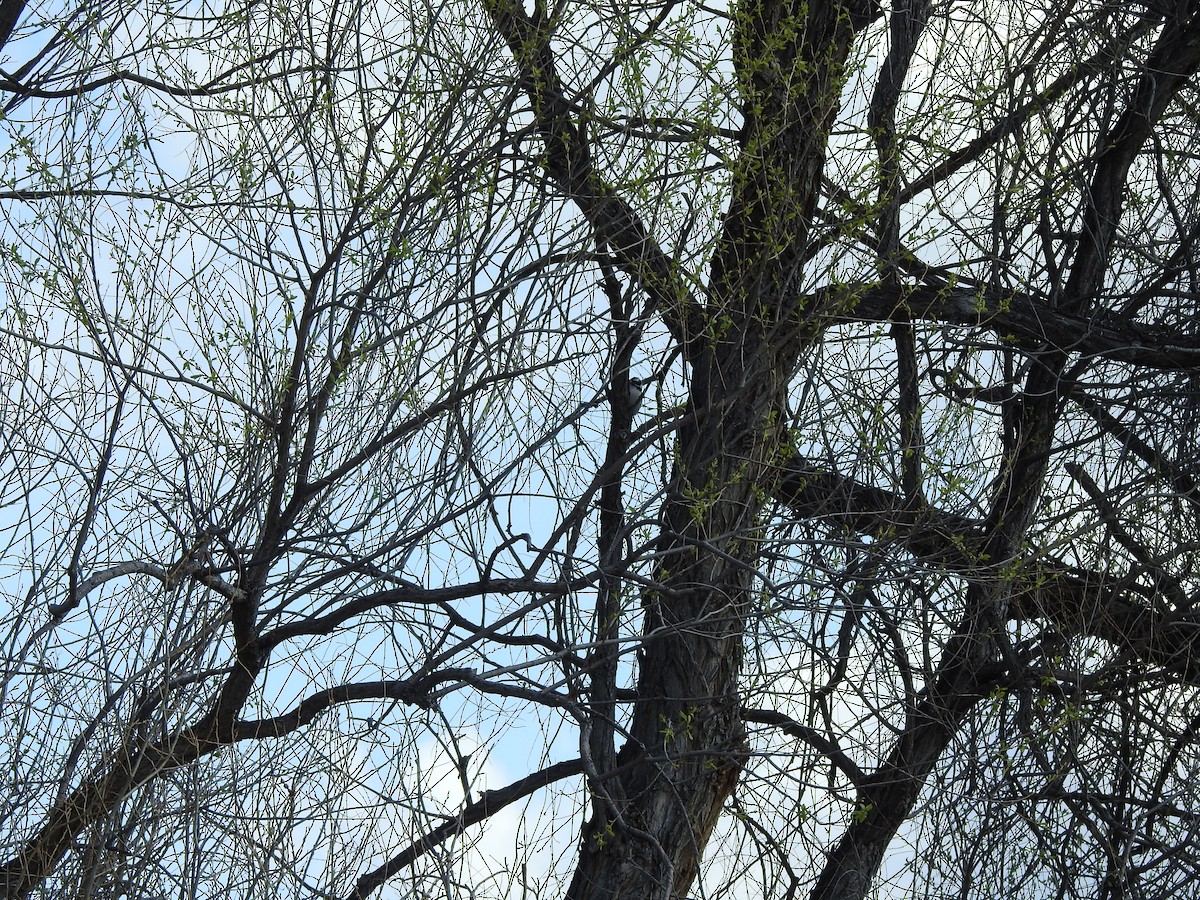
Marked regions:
[260,576,590,652]
[47,559,244,620]
[0,55,328,101]
[233,669,477,739]
[742,707,868,786]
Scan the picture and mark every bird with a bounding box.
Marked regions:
[625,376,652,415]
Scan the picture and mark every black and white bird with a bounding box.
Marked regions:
[625,376,652,415]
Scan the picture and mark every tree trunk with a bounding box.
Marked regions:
[565,1,880,896]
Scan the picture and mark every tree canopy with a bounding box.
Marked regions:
[2,0,1200,898]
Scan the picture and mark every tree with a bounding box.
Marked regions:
[2,0,1199,897]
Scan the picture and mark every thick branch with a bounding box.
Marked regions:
[0,726,217,899]
[775,455,1200,685]
[1063,6,1200,306]
[0,58,326,100]
[776,456,983,562]
[559,0,882,894]
[481,0,703,355]
[827,282,1200,370]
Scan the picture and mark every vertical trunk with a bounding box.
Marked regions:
[566,1,878,896]
[566,340,787,900]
